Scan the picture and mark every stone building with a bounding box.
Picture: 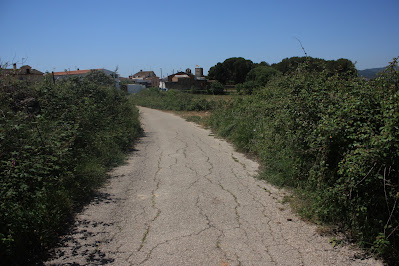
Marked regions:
[165,68,208,91]
[1,64,44,82]
[129,70,160,88]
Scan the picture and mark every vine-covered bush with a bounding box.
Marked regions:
[210,59,399,260]
[0,73,141,264]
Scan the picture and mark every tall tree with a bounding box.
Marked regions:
[208,57,254,84]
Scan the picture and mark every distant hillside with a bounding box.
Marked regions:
[358,67,385,79]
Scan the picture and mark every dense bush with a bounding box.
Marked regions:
[84,69,116,86]
[208,57,254,84]
[236,81,256,95]
[131,88,216,111]
[247,66,280,84]
[272,56,357,76]
[210,81,225,95]
[236,66,280,95]
[210,59,399,260]
[0,72,141,264]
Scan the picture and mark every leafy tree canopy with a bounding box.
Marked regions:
[84,70,116,86]
[272,56,357,76]
[236,66,280,95]
[208,57,254,85]
[246,66,280,87]
[254,61,270,68]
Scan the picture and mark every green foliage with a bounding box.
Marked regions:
[272,56,357,76]
[246,66,280,85]
[328,58,358,76]
[0,74,141,264]
[236,66,280,95]
[208,57,254,84]
[210,58,399,260]
[131,88,216,111]
[254,61,270,68]
[207,57,280,92]
[210,81,225,95]
[83,69,116,86]
[208,56,356,86]
[235,81,256,95]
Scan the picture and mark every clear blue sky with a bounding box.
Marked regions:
[1,0,398,78]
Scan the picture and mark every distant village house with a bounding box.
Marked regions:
[129,70,160,88]
[165,67,207,91]
[1,64,44,82]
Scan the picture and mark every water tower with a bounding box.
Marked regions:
[195,67,203,77]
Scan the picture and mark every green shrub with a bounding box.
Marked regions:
[210,58,399,260]
[0,73,141,264]
[236,81,257,95]
[84,69,116,86]
[131,88,216,111]
[210,81,225,95]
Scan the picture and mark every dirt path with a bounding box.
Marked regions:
[46,107,382,265]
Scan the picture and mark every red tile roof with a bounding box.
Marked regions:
[53,69,103,76]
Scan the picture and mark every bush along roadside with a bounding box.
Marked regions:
[130,87,217,111]
[209,59,399,262]
[0,72,142,264]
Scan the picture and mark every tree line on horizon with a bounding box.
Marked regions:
[207,56,357,94]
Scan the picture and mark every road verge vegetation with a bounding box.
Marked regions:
[209,58,399,262]
[0,70,141,264]
[131,87,219,111]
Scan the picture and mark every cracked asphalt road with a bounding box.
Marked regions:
[46,107,382,265]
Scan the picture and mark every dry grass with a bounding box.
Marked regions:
[163,110,212,128]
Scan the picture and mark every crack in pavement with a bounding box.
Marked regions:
[137,195,219,265]
[137,149,163,253]
[45,107,383,266]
